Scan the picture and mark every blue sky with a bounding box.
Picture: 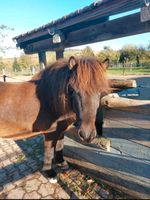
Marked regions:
[0,0,95,33]
[0,0,150,57]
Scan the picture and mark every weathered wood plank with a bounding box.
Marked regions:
[24,38,65,54]
[104,120,150,158]
[106,105,150,115]
[16,0,141,45]
[65,13,150,49]
[109,79,137,88]
[103,118,150,148]
[117,88,139,97]
[105,109,150,129]
[65,136,150,173]
[106,132,150,159]
[101,95,150,115]
[131,87,150,101]
[57,0,141,30]
[64,136,150,199]
[24,13,150,53]
[64,156,150,199]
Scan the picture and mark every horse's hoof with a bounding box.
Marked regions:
[42,169,57,183]
[48,177,58,184]
[56,161,69,171]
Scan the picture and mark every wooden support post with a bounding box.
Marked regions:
[56,49,64,60]
[38,51,46,70]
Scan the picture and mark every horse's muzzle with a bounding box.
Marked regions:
[78,129,96,143]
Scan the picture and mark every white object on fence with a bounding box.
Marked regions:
[2,68,5,76]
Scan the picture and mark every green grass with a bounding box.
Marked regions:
[108,67,150,75]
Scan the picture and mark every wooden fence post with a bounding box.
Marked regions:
[2,68,6,82]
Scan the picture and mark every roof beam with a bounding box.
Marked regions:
[24,13,150,54]
[65,12,150,47]
[15,0,142,46]
[56,0,141,29]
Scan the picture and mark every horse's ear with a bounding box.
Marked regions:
[102,58,110,69]
[68,56,77,70]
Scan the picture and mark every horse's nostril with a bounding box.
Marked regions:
[91,130,97,140]
[87,130,97,142]
[90,135,95,142]
[78,130,84,141]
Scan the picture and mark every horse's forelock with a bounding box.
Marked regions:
[69,58,110,94]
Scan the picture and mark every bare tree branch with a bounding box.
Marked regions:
[0,24,14,54]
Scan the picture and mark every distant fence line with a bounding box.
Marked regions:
[0,66,40,77]
[0,61,150,77]
[110,61,150,68]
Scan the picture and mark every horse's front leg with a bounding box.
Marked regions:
[42,118,73,182]
[55,117,74,171]
[42,134,57,183]
[55,136,69,171]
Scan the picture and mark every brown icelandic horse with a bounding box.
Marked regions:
[0,56,110,181]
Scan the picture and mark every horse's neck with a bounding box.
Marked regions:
[54,103,72,121]
[37,67,72,119]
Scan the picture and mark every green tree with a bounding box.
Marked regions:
[119,44,150,67]
[97,46,119,65]
[119,52,128,64]
[19,54,29,69]
[12,58,21,72]
[120,44,138,62]
[82,46,94,57]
